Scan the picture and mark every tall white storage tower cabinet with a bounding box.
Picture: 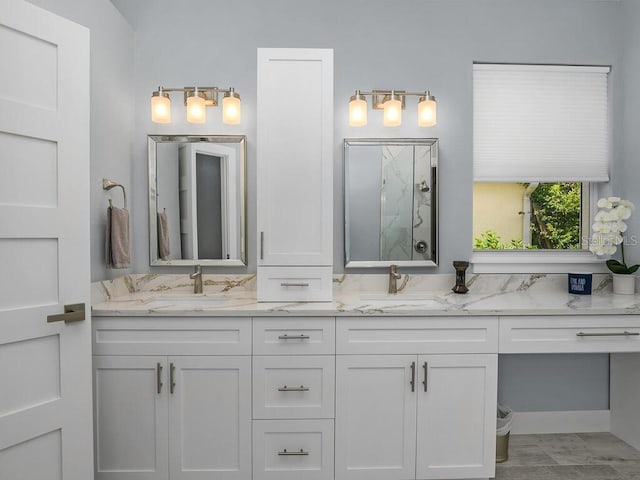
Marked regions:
[257,48,334,302]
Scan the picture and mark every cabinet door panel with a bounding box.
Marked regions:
[416,354,497,479]
[93,356,168,480]
[168,356,251,480]
[335,355,416,480]
[256,48,333,266]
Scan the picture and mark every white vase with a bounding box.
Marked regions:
[612,273,636,295]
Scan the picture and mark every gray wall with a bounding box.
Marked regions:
[111,0,625,276]
[27,0,134,282]
[156,143,182,259]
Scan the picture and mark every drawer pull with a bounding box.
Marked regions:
[576,331,640,337]
[278,449,309,456]
[278,385,309,392]
[278,334,311,340]
[280,282,310,287]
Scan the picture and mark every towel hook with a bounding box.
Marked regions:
[103,178,127,209]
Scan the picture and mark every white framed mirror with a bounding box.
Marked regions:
[344,138,438,268]
[148,135,247,266]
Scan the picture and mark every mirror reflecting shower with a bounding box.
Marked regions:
[344,138,438,267]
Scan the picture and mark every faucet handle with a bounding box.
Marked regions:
[389,264,401,278]
[190,264,202,279]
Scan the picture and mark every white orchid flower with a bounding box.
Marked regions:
[592,222,611,234]
[597,198,613,209]
[616,206,632,220]
[616,220,628,233]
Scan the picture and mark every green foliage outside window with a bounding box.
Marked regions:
[473,231,525,250]
[474,182,582,250]
[529,183,581,249]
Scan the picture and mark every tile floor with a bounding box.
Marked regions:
[496,433,640,479]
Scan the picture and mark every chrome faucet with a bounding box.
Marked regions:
[388,264,402,294]
[190,265,203,294]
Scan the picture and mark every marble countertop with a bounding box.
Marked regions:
[91,273,640,317]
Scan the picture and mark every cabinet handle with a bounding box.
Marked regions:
[576,331,640,337]
[156,363,163,394]
[278,334,310,340]
[170,363,176,394]
[278,449,309,456]
[278,385,310,392]
[280,282,310,287]
[422,361,428,392]
[260,232,264,260]
[410,361,416,392]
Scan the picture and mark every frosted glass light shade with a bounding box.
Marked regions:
[151,92,171,123]
[383,98,402,127]
[418,96,437,127]
[349,98,367,126]
[187,93,206,124]
[222,93,241,125]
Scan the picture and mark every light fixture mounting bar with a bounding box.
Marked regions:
[154,86,237,107]
[359,90,431,110]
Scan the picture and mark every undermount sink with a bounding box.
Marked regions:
[143,295,227,308]
[356,293,446,308]
[358,293,443,302]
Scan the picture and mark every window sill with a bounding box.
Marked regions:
[471,250,609,274]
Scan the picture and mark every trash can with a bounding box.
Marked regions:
[496,403,513,463]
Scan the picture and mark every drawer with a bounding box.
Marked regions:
[500,316,640,353]
[92,317,251,355]
[253,356,335,419]
[336,317,499,354]
[253,419,334,480]
[253,318,335,355]
[257,266,333,302]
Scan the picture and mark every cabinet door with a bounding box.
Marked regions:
[168,356,251,480]
[93,356,168,480]
[256,48,333,266]
[335,355,417,480]
[416,354,498,479]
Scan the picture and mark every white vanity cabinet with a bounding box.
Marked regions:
[256,48,334,302]
[92,318,252,480]
[93,355,169,480]
[335,317,498,480]
[252,317,336,480]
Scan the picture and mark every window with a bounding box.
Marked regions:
[472,64,610,272]
[473,182,589,250]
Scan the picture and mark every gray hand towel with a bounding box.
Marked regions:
[106,206,131,269]
[157,210,171,260]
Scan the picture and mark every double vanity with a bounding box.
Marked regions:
[121,47,640,480]
[91,273,640,480]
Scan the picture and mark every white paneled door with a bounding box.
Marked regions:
[0,1,92,480]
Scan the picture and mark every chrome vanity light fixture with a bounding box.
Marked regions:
[348,89,437,127]
[151,86,242,124]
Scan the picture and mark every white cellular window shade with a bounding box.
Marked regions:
[473,64,610,182]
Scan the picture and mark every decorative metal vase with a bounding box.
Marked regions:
[452,261,469,294]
